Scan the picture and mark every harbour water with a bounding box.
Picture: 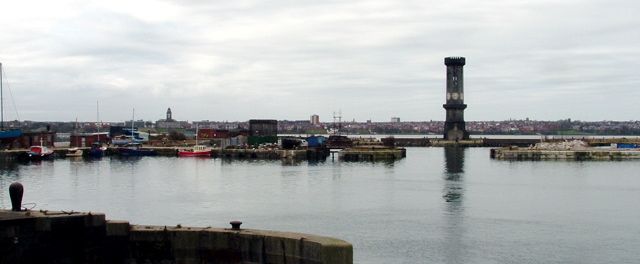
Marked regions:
[1,147,639,263]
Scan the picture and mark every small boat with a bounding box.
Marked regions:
[89,101,108,158]
[178,145,212,157]
[66,147,83,157]
[0,129,21,139]
[178,125,211,157]
[115,108,155,157]
[111,135,139,145]
[117,143,156,157]
[88,142,106,158]
[26,145,54,160]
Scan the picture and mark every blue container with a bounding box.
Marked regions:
[616,143,639,149]
[306,136,327,148]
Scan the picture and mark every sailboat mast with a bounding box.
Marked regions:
[96,100,99,133]
[1,62,3,130]
[131,108,135,141]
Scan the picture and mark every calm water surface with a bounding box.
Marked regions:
[1,148,639,263]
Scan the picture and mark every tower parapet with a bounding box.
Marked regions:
[444,57,466,66]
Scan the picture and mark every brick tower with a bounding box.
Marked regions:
[443,57,469,140]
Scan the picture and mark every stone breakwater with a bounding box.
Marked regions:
[339,147,406,161]
[491,147,640,160]
[0,209,352,264]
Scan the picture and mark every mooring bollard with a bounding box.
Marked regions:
[9,182,24,211]
[230,220,242,230]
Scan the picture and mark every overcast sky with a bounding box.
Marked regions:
[0,0,637,122]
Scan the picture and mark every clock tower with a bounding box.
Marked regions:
[443,57,469,140]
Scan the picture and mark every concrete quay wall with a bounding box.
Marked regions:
[213,148,329,160]
[339,147,406,161]
[429,139,484,147]
[491,148,640,160]
[0,147,328,161]
[0,209,352,264]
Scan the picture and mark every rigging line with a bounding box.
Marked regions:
[0,67,20,122]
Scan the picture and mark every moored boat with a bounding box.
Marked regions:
[178,125,211,157]
[0,129,21,139]
[117,143,156,157]
[178,145,211,157]
[88,142,106,158]
[27,145,54,160]
[66,147,83,157]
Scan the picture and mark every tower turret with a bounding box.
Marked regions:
[166,108,173,121]
[443,57,469,140]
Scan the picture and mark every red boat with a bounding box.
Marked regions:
[27,145,54,160]
[178,145,211,157]
[178,125,211,157]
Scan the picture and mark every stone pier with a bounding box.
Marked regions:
[491,147,640,160]
[0,209,352,264]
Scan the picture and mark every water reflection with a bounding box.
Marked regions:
[0,160,20,208]
[281,159,303,166]
[442,146,467,264]
[443,146,465,203]
[0,160,20,175]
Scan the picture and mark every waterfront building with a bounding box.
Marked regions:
[249,119,278,137]
[249,119,278,145]
[443,57,469,140]
[70,133,109,147]
[156,108,189,130]
[13,131,56,149]
[391,117,401,123]
[310,114,320,126]
[124,120,148,129]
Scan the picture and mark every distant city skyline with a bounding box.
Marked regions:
[0,1,638,122]
[10,119,640,136]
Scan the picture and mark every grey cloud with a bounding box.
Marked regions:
[0,0,638,121]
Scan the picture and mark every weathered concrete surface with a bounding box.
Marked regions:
[0,210,106,263]
[0,209,352,264]
[430,139,484,147]
[128,225,352,264]
[392,138,431,147]
[213,148,329,161]
[339,147,406,161]
[491,147,640,160]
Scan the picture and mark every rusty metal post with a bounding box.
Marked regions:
[9,182,24,211]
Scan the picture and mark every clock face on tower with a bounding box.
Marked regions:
[452,92,459,100]
[447,93,451,100]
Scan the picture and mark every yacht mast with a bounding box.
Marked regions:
[1,62,3,130]
[96,100,100,133]
[131,108,135,142]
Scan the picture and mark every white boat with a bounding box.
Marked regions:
[66,147,83,157]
